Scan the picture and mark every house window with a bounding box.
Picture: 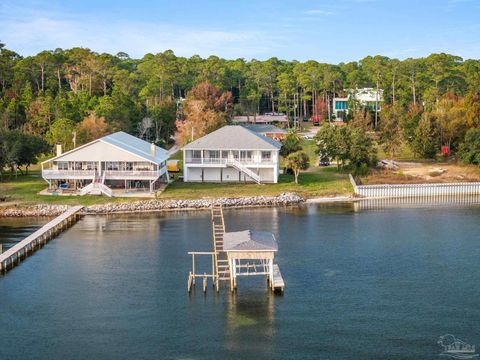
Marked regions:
[125,162,133,171]
[240,151,252,162]
[107,162,119,171]
[192,150,201,159]
[209,150,220,159]
[57,162,68,170]
[221,151,229,159]
[261,151,271,162]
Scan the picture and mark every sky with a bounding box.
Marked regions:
[1,0,479,63]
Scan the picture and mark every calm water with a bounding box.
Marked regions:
[1,203,480,359]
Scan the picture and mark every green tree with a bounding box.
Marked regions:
[280,130,302,157]
[459,128,480,165]
[46,118,76,151]
[285,151,309,184]
[349,128,376,174]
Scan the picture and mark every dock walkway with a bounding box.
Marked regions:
[0,206,84,273]
[271,264,285,292]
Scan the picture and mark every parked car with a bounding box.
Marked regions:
[283,167,294,175]
[318,158,330,166]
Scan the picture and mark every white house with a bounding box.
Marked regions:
[333,88,384,121]
[182,125,281,184]
[41,131,169,196]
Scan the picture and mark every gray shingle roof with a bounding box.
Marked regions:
[241,124,287,134]
[223,230,278,252]
[183,126,281,150]
[102,131,169,164]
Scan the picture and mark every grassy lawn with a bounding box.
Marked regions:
[0,171,135,206]
[0,141,352,206]
[160,167,352,200]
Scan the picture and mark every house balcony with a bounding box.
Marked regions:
[42,170,96,180]
[103,169,164,180]
[185,158,275,166]
[42,169,165,180]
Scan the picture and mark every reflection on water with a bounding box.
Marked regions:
[0,217,46,251]
[1,203,480,359]
[225,289,276,354]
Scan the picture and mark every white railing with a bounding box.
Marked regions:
[80,182,112,197]
[350,174,480,198]
[103,170,161,179]
[226,158,261,184]
[43,170,95,178]
[185,158,275,165]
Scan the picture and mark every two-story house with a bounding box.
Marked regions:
[182,126,281,184]
[41,131,169,196]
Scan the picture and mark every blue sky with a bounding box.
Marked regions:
[1,0,479,62]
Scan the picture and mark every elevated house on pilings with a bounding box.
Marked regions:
[41,131,170,197]
[182,125,281,184]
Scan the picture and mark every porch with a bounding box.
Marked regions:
[184,150,276,166]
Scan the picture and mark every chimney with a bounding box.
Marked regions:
[150,143,156,157]
[56,144,62,157]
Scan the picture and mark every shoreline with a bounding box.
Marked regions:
[0,193,311,217]
[0,193,359,218]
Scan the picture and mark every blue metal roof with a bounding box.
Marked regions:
[101,131,169,164]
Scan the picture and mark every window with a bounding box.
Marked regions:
[221,151,229,159]
[192,150,201,159]
[261,151,271,162]
[209,150,220,159]
[107,162,119,171]
[240,151,252,162]
[57,162,68,170]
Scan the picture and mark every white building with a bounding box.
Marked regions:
[333,88,384,121]
[183,125,281,184]
[41,131,169,196]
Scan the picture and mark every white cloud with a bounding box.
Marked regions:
[0,7,284,59]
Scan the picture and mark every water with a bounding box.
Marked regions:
[0,218,45,251]
[1,203,480,359]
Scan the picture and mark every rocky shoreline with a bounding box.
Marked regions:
[0,193,305,217]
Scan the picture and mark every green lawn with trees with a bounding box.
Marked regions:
[2,42,480,204]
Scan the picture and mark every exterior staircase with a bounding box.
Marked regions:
[80,171,113,197]
[226,158,261,184]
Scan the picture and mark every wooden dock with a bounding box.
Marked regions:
[271,264,285,292]
[188,204,285,294]
[0,206,84,273]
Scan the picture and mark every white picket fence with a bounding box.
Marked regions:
[349,174,480,199]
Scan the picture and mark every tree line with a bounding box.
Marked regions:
[1,41,480,168]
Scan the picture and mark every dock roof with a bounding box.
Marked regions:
[183,126,281,150]
[223,230,278,252]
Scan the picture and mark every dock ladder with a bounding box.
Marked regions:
[211,204,230,290]
[187,204,231,293]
